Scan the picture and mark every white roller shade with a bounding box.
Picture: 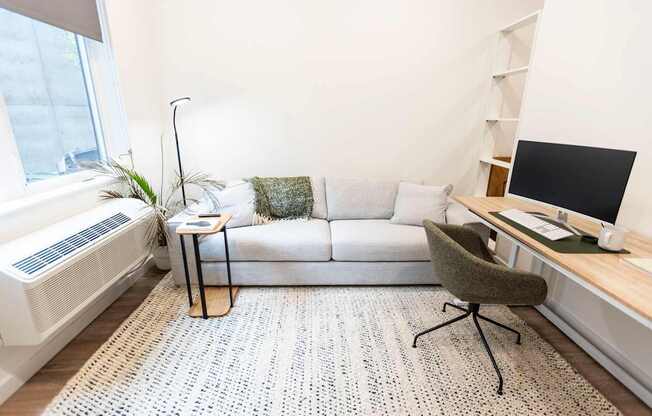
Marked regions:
[0,0,102,41]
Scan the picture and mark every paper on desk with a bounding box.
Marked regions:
[622,258,652,276]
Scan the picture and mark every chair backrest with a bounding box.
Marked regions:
[423,220,494,298]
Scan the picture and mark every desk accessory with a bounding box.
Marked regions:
[500,209,573,241]
[581,235,599,244]
[186,221,211,227]
[490,211,629,254]
[598,225,627,252]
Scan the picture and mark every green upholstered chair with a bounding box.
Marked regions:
[413,220,548,395]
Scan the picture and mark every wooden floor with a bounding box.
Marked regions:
[1,264,650,415]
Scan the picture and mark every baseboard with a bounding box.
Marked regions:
[536,304,652,408]
[0,267,142,405]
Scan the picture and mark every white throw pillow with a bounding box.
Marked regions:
[200,180,255,228]
[390,182,453,226]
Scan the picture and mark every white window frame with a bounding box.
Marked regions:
[0,0,130,203]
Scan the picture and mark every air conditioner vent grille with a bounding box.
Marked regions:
[12,212,132,276]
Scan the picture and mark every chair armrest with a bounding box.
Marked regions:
[468,260,548,305]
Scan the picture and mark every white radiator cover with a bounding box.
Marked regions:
[0,199,151,346]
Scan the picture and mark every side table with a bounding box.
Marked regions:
[175,213,236,319]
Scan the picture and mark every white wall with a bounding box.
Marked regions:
[517,0,652,237]
[103,0,165,183]
[512,0,652,404]
[110,0,543,194]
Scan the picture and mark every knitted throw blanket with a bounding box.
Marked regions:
[250,176,313,223]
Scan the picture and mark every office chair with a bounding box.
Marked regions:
[413,220,547,395]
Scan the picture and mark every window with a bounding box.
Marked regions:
[0,7,105,183]
[0,1,130,204]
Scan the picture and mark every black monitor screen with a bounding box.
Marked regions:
[508,140,636,224]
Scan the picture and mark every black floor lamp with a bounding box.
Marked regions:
[170,96,191,207]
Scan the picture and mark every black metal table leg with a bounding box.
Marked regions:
[223,226,233,308]
[179,235,193,307]
[192,234,208,319]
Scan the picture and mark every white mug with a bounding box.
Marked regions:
[598,225,627,252]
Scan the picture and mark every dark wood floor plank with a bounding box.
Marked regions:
[1,267,649,415]
[0,263,166,416]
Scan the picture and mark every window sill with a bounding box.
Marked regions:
[0,175,116,219]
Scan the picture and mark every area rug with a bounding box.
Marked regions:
[46,274,620,415]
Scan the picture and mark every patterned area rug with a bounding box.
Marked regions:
[46,274,620,415]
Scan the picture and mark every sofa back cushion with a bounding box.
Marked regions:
[325,178,399,220]
[310,177,328,219]
[390,182,452,226]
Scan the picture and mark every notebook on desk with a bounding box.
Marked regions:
[622,258,652,276]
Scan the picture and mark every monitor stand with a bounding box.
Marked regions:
[529,209,583,237]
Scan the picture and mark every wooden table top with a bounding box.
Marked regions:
[455,196,652,322]
[175,213,232,235]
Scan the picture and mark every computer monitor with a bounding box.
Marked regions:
[508,140,636,224]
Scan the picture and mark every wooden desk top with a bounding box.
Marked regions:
[455,196,652,322]
[175,213,232,235]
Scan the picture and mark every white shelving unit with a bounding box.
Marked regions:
[479,157,511,170]
[486,118,519,123]
[476,10,541,197]
[499,10,540,33]
[492,66,529,78]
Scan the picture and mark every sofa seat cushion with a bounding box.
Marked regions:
[199,219,331,261]
[330,220,430,261]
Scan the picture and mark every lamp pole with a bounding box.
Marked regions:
[170,97,191,207]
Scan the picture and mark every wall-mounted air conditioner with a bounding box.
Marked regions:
[0,199,152,346]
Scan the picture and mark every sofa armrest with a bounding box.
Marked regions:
[166,202,204,286]
[445,199,490,244]
[445,200,478,226]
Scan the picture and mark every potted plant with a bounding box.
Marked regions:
[95,160,224,270]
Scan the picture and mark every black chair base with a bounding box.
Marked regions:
[412,303,521,395]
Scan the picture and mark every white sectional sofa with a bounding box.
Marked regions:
[167,177,476,286]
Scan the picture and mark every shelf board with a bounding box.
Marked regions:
[479,157,511,169]
[492,66,528,78]
[486,118,519,123]
[500,10,541,33]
